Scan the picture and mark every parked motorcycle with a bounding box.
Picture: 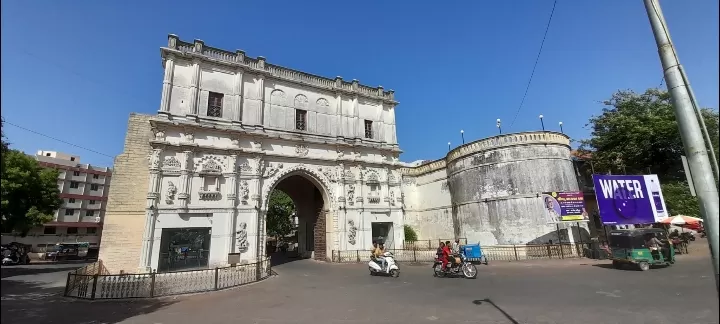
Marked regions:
[368,251,400,277]
[433,252,477,279]
[1,242,30,266]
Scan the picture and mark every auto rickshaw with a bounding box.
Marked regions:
[608,228,675,271]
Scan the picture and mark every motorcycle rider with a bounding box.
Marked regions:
[371,242,386,270]
[451,239,461,255]
[441,241,452,271]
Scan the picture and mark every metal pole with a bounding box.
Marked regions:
[461,130,465,144]
[559,122,564,134]
[644,0,720,294]
[678,65,720,182]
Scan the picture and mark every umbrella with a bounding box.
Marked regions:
[660,215,703,225]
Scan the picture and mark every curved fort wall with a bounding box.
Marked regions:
[402,131,587,245]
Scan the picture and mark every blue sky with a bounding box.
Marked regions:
[1,0,718,167]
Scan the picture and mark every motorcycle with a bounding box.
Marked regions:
[433,251,477,279]
[1,242,30,266]
[368,251,400,277]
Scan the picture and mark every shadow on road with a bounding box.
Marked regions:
[1,266,85,279]
[472,298,519,324]
[269,251,307,267]
[1,278,177,324]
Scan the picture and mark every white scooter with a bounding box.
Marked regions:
[368,251,400,277]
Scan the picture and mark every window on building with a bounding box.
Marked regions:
[66,227,78,235]
[45,153,51,157]
[70,181,79,189]
[73,171,80,176]
[207,92,224,118]
[364,120,373,139]
[90,184,99,191]
[86,210,95,217]
[44,227,56,235]
[68,198,76,204]
[295,109,307,131]
[70,157,76,161]
[93,174,99,179]
[65,209,75,215]
[87,227,97,235]
[89,200,96,205]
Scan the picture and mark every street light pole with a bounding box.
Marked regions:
[496,119,502,134]
[539,114,545,131]
[460,130,465,144]
[559,121,564,134]
[448,142,451,152]
[644,0,719,294]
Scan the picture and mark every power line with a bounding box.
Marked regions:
[3,120,116,159]
[509,0,558,129]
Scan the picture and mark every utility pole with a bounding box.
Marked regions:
[644,0,720,294]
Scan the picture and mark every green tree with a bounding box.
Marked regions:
[579,88,719,216]
[403,224,418,242]
[1,150,63,235]
[266,189,295,238]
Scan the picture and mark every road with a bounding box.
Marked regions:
[1,250,718,324]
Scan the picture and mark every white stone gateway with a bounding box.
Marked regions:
[136,35,405,271]
[99,35,583,274]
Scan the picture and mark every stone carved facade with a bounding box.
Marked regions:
[121,35,404,273]
[100,35,582,274]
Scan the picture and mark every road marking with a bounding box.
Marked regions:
[595,290,622,298]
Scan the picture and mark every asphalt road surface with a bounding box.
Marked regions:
[1,251,718,324]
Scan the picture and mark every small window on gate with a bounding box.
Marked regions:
[364,120,373,139]
[207,92,224,118]
[295,109,307,131]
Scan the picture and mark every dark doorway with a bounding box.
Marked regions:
[268,174,327,265]
[157,227,211,272]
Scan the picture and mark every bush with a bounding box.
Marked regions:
[403,224,418,242]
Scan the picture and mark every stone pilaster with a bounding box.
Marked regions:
[335,92,343,138]
[225,154,238,255]
[188,62,201,117]
[158,57,175,116]
[178,150,194,209]
[140,148,162,270]
[259,76,267,128]
[352,95,359,138]
[232,69,244,123]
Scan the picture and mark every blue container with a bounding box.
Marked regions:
[463,244,482,258]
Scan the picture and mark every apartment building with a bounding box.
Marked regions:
[0,151,112,255]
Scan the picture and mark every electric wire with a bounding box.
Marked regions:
[508,0,558,129]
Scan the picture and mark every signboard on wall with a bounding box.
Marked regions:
[592,174,669,225]
[541,191,589,223]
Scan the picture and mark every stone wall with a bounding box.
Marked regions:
[98,113,153,273]
[401,132,588,246]
[446,132,587,245]
[401,162,454,240]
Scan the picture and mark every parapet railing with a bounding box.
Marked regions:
[64,257,272,300]
[166,35,396,103]
[331,243,591,263]
[400,131,571,177]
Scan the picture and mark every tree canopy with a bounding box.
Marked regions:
[1,119,63,235]
[266,189,295,238]
[579,88,719,216]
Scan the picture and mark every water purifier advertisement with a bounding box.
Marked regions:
[592,174,669,225]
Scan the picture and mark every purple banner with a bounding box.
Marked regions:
[592,174,669,225]
[541,191,589,223]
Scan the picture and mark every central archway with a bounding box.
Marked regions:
[261,166,334,263]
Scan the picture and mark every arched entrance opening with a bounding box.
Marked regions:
[264,173,329,266]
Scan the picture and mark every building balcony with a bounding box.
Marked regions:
[367,196,381,204]
[85,203,102,210]
[58,214,80,223]
[81,216,102,223]
[64,202,82,209]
